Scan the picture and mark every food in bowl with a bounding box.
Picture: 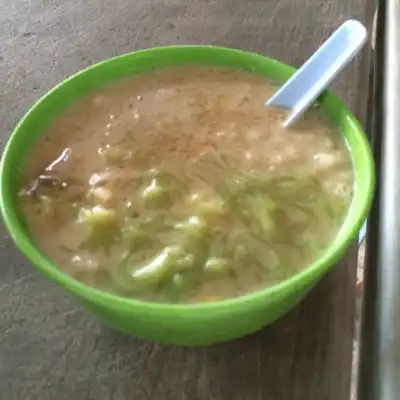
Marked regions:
[1,46,374,345]
[18,65,354,304]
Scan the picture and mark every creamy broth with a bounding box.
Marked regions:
[19,66,354,303]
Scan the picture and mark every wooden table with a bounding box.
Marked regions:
[0,0,373,398]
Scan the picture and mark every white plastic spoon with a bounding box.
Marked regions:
[266,20,368,127]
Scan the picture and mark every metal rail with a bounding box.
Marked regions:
[357,1,400,399]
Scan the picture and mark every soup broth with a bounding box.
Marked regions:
[19,66,354,303]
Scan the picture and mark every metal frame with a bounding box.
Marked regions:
[358,1,400,399]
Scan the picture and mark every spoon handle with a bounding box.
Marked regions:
[266,20,368,127]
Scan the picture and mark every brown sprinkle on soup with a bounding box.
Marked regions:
[19,66,354,303]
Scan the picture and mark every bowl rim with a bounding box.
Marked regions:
[0,45,375,313]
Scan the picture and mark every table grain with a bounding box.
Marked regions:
[0,0,370,399]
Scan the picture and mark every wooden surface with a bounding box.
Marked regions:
[0,0,371,399]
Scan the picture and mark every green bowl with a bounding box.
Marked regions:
[0,46,375,346]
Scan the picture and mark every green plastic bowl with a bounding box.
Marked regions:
[0,46,374,346]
